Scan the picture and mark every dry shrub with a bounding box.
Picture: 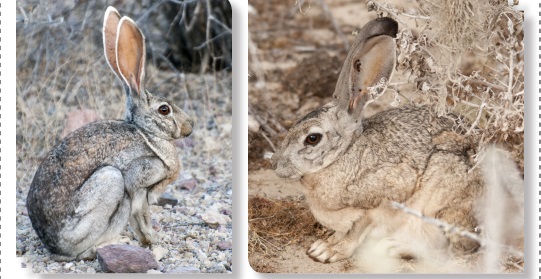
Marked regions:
[159,0,232,72]
[419,0,486,49]
[370,0,524,171]
[248,196,330,256]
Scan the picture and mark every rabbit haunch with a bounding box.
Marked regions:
[26,6,193,261]
[271,16,522,268]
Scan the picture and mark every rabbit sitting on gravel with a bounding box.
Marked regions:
[26,6,193,261]
[271,17,523,267]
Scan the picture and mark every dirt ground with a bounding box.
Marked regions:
[247,0,523,274]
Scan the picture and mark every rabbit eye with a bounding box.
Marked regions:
[305,133,322,146]
[158,105,171,115]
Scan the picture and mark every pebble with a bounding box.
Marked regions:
[176,178,198,191]
[167,266,201,274]
[152,246,169,261]
[201,210,231,226]
[175,137,195,148]
[217,241,232,251]
[209,263,227,273]
[97,244,158,273]
[158,193,178,207]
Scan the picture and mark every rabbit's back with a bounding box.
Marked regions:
[360,105,456,167]
[26,120,155,250]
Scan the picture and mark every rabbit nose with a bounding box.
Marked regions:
[181,118,193,137]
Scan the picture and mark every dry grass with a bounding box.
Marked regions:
[248,196,330,256]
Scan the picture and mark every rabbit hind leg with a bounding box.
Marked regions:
[58,166,131,259]
[419,151,483,255]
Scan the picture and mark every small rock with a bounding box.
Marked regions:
[175,137,195,148]
[201,210,231,226]
[220,209,232,217]
[64,262,74,269]
[216,241,232,251]
[86,267,96,274]
[176,178,197,191]
[206,118,217,130]
[152,246,169,261]
[167,266,201,274]
[209,165,217,176]
[157,193,178,207]
[147,269,163,274]
[197,250,208,260]
[21,263,26,268]
[97,244,158,273]
[61,109,102,138]
[209,263,227,273]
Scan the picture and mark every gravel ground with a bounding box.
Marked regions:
[16,73,233,274]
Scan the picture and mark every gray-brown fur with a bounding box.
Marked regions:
[271,17,521,265]
[26,6,193,260]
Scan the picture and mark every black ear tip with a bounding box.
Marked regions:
[374,17,399,38]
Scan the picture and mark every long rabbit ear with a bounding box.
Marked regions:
[103,7,123,82]
[116,16,146,96]
[333,17,398,119]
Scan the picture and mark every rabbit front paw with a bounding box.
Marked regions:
[138,230,156,247]
[307,239,354,263]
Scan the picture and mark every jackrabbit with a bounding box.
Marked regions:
[271,17,522,266]
[26,6,193,261]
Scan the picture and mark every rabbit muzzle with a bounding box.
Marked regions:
[271,152,302,179]
[179,118,194,137]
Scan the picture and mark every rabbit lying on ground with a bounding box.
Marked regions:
[271,17,523,268]
[26,6,193,261]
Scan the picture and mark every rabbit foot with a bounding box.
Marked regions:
[139,233,155,247]
[76,247,98,260]
[51,247,97,261]
[308,239,328,256]
[116,235,133,245]
[50,253,77,262]
[307,239,352,263]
